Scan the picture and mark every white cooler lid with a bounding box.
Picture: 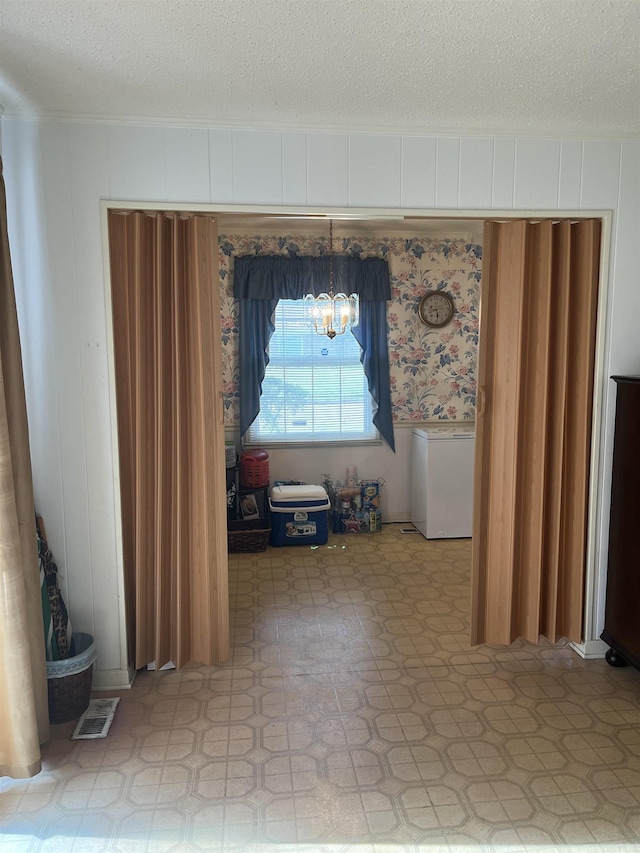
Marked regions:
[270,484,327,502]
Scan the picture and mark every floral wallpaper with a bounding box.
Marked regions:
[218,233,481,425]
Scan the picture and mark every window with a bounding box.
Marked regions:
[247,300,376,444]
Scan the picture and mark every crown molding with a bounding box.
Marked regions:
[1,108,638,142]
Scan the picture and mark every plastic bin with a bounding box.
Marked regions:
[332,508,382,534]
[240,449,270,487]
[46,632,96,724]
[269,485,331,546]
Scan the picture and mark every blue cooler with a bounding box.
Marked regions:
[269,485,331,546]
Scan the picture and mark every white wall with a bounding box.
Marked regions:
[242,425,415,522]
[2,120,639,685]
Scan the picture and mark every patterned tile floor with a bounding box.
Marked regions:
[2,524,640,852]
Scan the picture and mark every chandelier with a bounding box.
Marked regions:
[304,221,359,339]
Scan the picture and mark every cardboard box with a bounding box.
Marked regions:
[361,480,381,509]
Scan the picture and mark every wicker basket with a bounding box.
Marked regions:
[46,632,96,724]
[228,518,271,553]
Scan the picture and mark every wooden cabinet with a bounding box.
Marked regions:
[601,376,640,669]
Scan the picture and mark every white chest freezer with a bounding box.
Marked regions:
[410,426,475,539]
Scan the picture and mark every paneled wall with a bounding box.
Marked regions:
[2,120,639,685]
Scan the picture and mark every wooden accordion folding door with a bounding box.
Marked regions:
[472,219,601,646]
[108,210,229,670]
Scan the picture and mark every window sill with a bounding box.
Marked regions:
[243,439,383,449]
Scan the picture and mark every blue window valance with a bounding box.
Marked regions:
[233,254,392,300]
[233,254,396,452]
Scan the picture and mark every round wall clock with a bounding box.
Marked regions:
[418,290,455,328]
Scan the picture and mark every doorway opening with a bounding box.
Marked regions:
[104,206,609,676]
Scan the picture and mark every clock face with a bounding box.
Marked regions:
[418,291,455,328]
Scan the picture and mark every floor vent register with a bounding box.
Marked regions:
[70,697,121,740]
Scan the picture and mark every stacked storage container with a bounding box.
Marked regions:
[330,479,383,533]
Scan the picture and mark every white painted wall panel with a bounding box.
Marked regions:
[581,142,622,606]
[435,137,460,208]
[606,143,639,376]
[282,132,307,206]
[164,127,210,203]
[39,122,95,638]
[348,134,402,207]
[4,119,638,681]
[307,133,348,206]
[68,123,110,203]
[67,123,123,671]
[401,136,436,208]
[209,128,234,203]
[594,141,640,639]
[514,139,561,209]
[107,124,166,201]
[581,140,622,210]
[613,143,640,374]
[232,130,283,204]
[459,138,494,210]
[558,140,583,210]
[492,138,515,208]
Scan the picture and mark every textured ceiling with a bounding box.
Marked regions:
[0,0,638,136]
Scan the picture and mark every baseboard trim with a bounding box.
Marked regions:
[570,639,608,659]
[92,667,135,691]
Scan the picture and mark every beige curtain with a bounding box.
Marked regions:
[108,211,229,670]
[472,219,601,646]
[0,157,50,778]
